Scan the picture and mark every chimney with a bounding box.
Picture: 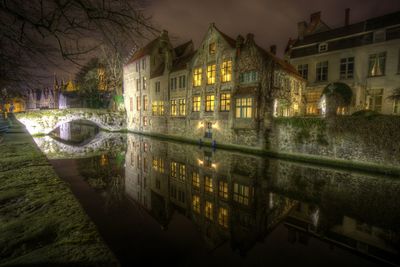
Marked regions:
[270,45,277,55]
[345,8,350,26]
[297,21,307,40]
[236,35,244,56]
[310,12,321,24]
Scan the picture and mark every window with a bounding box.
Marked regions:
[142,77,147,90]
[152,101,164,115]
[205,95,215,112]
[235,97,252,118]
[221,60,232,82]
[398,49,400,73]
[155,81,160,93]
[220,93,231,111]
[178,75,186,89]
[193,68,202,87]
[393,100,400,114]
[136,78,141,91]
[152,158,165,173]
[219,181,228,199]
[318,43,328,52]
[171,162,177,178]
[136,61,140,72]
[192,96,201,112]
[209,42,216,55]
[297,64,308,80]
[239,71,258,83]
[143,116,147,126]
[207,64,216,84]
[205,176,213,193]
[192,172,200,188]
[143,95,148,111]
[340,57,354,79]
[316,61,328,81]
[218,207,228,228]
[205,201,213,220]
[136,96,140,111]
[305,90,321,115]
[170,100,177,116]
[142,58,146,69]
[179,99,186,116]
[367,88,383,112]
[179,164,186,181]
[129,97,133,112]
[192,195,200,213]
[170,77,177,90]
[368,52,386,77]
[233,183,250,205]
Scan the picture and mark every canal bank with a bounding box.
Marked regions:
[0,116,118,266]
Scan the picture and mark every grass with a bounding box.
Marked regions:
[0,118,118,266]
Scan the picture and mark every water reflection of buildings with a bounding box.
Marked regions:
[124,134,400,264]
[51,121,99,144]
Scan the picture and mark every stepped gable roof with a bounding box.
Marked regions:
[256,45,303,80]
[292,10,400,47]
[126,37,159,64]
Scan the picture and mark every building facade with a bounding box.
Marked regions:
[124,24,305,148]
[286,10,400,115]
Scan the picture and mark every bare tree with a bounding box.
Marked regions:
[0,0,157,90]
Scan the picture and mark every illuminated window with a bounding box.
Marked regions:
[142,76,147,90]
[179,164,186,181]
[152,158,165,173]
[179,99,186,116]
[235,98,252,118]
[170,100,177,116]
[152,101,164,116]
[205,201,213,220]
[368,52,386,77]
[394,99,400,114]
[220,93,231,111]
[143,116,147,126]
[136,96,140,111]
[192,96,201,112]
[129,97,133,111]
[218,207,228,228]
[193,68,202,86]
[143,95,148,111]
[219,181,228,199]
[316,61,328,81]
[209,42,216,55]
[233,183,250,205]
[192,172,200,188]
[340,57,354,79]
[297,64,308,80]
[192,195,200,213]
[221,60,232,82]
[171,162,177,178]
[207,64,216,85]
[205,95,215,112]
[205,175,213,193]
[155,81,160,93]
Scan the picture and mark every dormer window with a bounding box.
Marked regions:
[373,30,386,43]
[318,43,328,53]
[209,42,216,55]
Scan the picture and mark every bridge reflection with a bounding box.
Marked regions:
[124,134,400,264]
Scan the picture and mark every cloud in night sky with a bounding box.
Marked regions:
[146,0,400,55]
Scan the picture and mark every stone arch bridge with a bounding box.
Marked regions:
[16,108,126,135]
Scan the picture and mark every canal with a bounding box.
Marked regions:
[34,121,400,266]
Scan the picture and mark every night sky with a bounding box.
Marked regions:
[147,0,400,56]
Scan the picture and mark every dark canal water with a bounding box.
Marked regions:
[34,121,400,267]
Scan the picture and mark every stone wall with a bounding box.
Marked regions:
[270,116,400,166]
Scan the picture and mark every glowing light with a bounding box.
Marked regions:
[198,159,203,165]
[319,95,327,115]
[211,163,217,169]
[273,99,278,117]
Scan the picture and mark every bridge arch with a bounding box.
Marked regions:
[15,108,126,135]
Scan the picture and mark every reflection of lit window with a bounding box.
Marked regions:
[192,172,200,188]
[143,116,147,126]
[218,207,228,228]
[207,64,216,85]
[205,176,213,193]
[221,60,232,82]
[193,68,202,87]
[192,96,201,112]
[233,183,250,205]
[171,162,177,178]
[152,158,165,173]
[219,181,228,199]
[143,95,148,111]
[143,142,148,152]
[179,164,186,181]
[192,195,200,213]
[205,201,213,220]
